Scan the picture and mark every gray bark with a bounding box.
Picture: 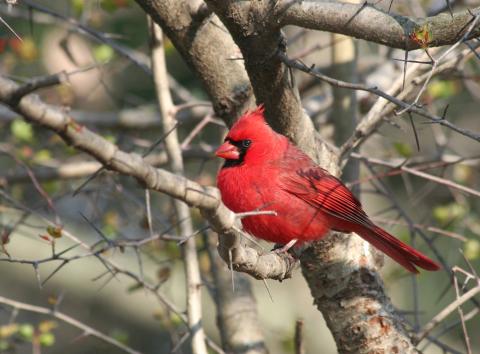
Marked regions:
[281,2,480,50]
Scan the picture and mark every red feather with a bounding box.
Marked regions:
[216,107,440,273]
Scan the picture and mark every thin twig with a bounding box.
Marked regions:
[294,319,305,354]
[150,19,208,354]
[278,51,480,144]
[453,268,473,354]
[0,295,141,354]
[413,282,480,344]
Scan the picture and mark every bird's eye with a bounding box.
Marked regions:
[242,139,251,148]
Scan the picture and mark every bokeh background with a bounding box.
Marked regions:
[1,1,479,353]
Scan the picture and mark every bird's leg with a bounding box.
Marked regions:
[272,239,298,254]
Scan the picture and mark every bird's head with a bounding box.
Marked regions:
[215,105,281,168]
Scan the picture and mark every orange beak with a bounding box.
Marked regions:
[215,141,240,160]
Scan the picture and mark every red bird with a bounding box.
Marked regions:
[216,106,440,273]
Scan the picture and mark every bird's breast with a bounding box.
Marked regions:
[217,166,331,244]
[217,164,273,213]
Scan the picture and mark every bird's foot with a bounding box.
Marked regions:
[271,239,298,254]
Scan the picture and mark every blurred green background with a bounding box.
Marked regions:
[1,1,479,353]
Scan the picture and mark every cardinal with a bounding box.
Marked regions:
[215,106,440,273]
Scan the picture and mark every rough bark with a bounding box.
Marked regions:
[301,233,416,354]
[203,0,336,167]
[201,0,328,163]
[188,1,422,353]
[135,0,254,125]
[281,2,480,50]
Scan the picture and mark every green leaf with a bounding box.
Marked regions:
[109,329,129,344]
[39,332,55,347]
[433,203,467,225]
[104,134,117,144]
[18,324,34,341]
[100,0,132,12]
[464,239,480,260]
[170,313,182,327]
[11,119,34,142]
[33,149,52,163]
[452,164,472,184]
[100,0,118,12]
[41,181,60,195]
[281,336,294,354]
[127,282,143,293]
[46,226,63,239]
[101,224,117,239]
[71,0,84,16]
[0,324,18,338]
[428,80,458,99]
[393,142,413,158]
[102,211,119,239]
[93,44,115,63]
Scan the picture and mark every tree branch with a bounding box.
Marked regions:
[206,235,268,354]
[300,233,417,354]
[204,0,337,170]
[0,75,294,282]
[280,1,480,50]
[200,2,437,353]
[0,147,212,184]
[151,21,208,354]
[0,295,141,354]
[135,0,254,125]
[278,49,480,146]
[0,103,211,130]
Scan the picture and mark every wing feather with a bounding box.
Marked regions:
[278,149,372,228]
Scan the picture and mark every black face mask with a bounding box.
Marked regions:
[221,139,251,168]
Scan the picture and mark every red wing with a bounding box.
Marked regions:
[280,166,373,228]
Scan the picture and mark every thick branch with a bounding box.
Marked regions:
[135,0,254,125]
[202,2,427,353]
[204,0,337,170]
[0,148,212,184]
[301,233,416,354]
[1,102,210,130]
[281,2,480,50]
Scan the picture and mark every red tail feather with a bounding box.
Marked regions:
[356,225,440,273]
